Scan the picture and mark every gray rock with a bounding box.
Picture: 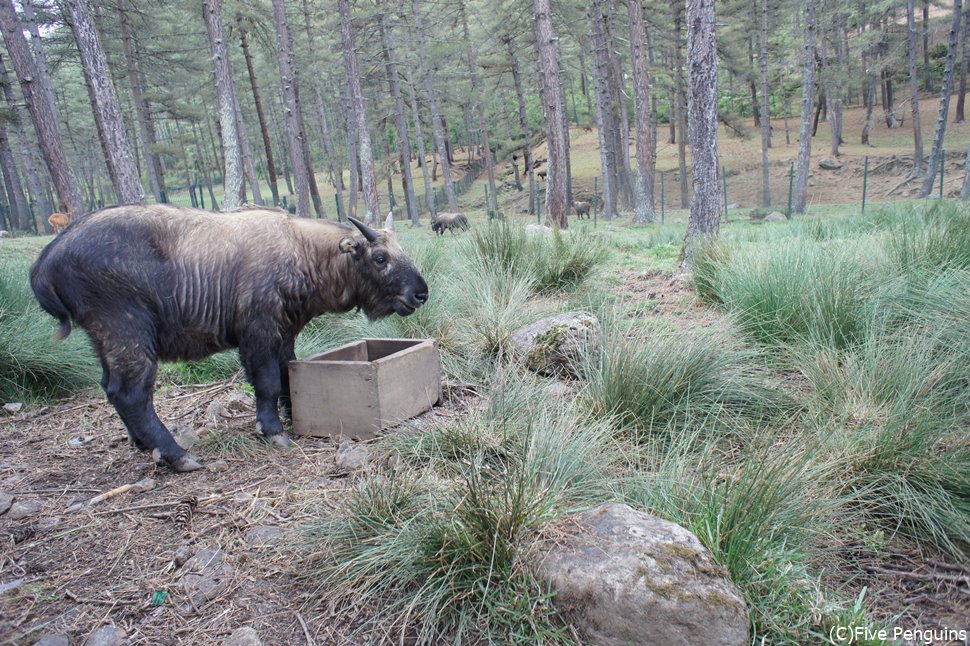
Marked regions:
[7,498,43,520]
[132,478,156,493]
[537,503,748,646]
[208,459,230,473]
[509,311,600,377]
[672,218,685,225]
[901,191,910,197]
[818,157,844,170]
[181,547,234,608]
[67,435,95,447]
[726,203,740,210]
[335,440,371,472]
[763,211,787,222]
[3,402,22,413]
[525,224,552,235]
[0,491,12,515]
[244,525,283,547]
[226,627,263,646]
[206,401,228,424]
[33,634,70,646]
[0,230,9,238]
[83,623,126,646]
[173,544,195,568]
[225,391,253,413]
[174,426,200,450]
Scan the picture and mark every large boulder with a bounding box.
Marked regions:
[818,157,844,170]
[537,503,748,646]
[525,224,552,235]
[509,311,600,377]
[763,211,787,222]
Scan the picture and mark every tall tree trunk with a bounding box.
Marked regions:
[203,0,242,211]
[793,0,817,214]
[647,29,659,203]
[379,11,419,226]
[119,3,164,203]
[682,0,720,269]
[675,2,689,209]
[271,0,311,217]
[748,35,760,127]
[238,19,279,206]
[401,36,433,217]
[579,46,594,122]
[339,0,378,222]
[459,0,498,214]
[507,35,536,216]
[0,0,82,215]
[301,0,341,197]
[411,0,458,211]
[861,21,878,146]
[956,4,970,122]
[759,0,771,206]
[534,0,567,228]
[909,0,925,176]
[589,0,618,220]
[628,0,656,222]
[924,0,932,92]
[919,0,963,197]
[342,84,358,219]
[829,12,845,155]
[231,83,264,205]
[0,124,27,228]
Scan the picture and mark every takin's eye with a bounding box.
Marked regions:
[373,252,388,268]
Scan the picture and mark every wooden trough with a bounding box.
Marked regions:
[288,338,441,440]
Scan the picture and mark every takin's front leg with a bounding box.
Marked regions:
[239,341,292,448]
[102,354,202,472]
[277,339,296,422]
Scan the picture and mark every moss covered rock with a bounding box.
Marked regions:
[508,311,600,377]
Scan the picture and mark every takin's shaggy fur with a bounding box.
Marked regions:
[431,212,470,236]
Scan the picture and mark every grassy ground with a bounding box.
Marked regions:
[2,199,967,644]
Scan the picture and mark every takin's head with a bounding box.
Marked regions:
[340,216,429,319]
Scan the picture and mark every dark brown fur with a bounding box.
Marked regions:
[431,212,470,236]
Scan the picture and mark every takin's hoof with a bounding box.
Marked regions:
[265,433,292,449]
[152,449,204,472]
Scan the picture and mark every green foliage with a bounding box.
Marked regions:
[0,260,98,402]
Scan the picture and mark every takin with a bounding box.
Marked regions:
[30,205,428,472]
[48,212,70,235]
[573,202,591,219]
[431,212,470,236]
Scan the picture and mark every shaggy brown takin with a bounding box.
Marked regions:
[431,212,470,236]
[30,205,428,472]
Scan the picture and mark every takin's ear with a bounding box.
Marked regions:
[339,237,359,254]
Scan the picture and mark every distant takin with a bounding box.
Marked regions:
[30,205,428,472]
[431,212,470,236]
[47,212,70,235]
[574,202,591,219]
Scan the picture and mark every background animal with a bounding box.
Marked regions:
[574,202,591,219]
[30,205,428,472]
[431,212,470,236]
[47,212,69,235]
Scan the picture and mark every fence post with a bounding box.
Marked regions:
[433,189,438,217]
[862,155,869,213]
[198,180,205,210]
[660,171,665,222]
[940,149,945,199]
[484,185,490,219]
[722,165,728,222]
[335,193,343,221]
[537,182,542,226]
[593,176,598,227]
[786,162,794,219]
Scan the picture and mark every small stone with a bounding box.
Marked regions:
[132,478,156,493]
[206,401,228,424]
[174,426,200,450]
[672,218,685,225]
[0,578,24,596]
[901,190,910,197]
[181,547,234,608]
[37,517,60,532]
[525,224,552,235]
[83,623,126,646]
[208,459,229,473]
[818,157,844,170]
[225,391,253,413]
[173,544,195,568]
[335,440,371,472]
[7,498,43,521]
[244,525,283,547]
[307,476,334,488]
[68,435,95,448]
[726,203,740,210]
[33,633,70,646]
[0,492,12,515]
[226,627,264,646]
[0,230,9,238]
[3,402,22,413]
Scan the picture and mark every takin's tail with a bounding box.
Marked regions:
[29,263,73,341]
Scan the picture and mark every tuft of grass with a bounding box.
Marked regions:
[886,202,970,273]
[0,260,98,401]
[196,426,267,459]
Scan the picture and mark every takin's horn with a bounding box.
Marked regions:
[348,216,380,243]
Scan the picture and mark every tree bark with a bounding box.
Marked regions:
[628,0,656,222]
[919,0,963,198]
[271,0,310,217]
[238,17,279,206]
[534,0,567,227]
[401,29,433,218]
[682,0,720,269]
[0,0,83,216]
[606,3,633,209]
[675,2,689,209]
[411,0,458,211]
[759,0,771,206]
[203,0,242,211]
[793,0,817,214]
[828,12,845,156]
[231,81,264,205]
[379,11,419,226]
[956,4,970,122]
[924,0,932,92]
[589,0,618,220]
[339,0,379,222]
[507,35,536,216]
[908,0,925,176]
[459,0,498,215]
[300,0,341,197]
[0,123,27,228]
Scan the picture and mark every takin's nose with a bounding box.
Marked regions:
[414,289,428,304]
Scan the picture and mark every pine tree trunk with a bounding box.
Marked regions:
[924,0,932,92]
[203,0,242,211]
[238,20,279,206]
[271,0,310,217]
[675,2,689,209]
[231,83,264,205]
[380,11,419,226]
[829,13,846,155]
[411,0,458,211]
[589,0,618,220]
[119,6,164,203]
[339,0,379,222]
[759,0,771,206]
[459,0,498,215]
[507,35,536,216]
[401,39,433,217]
[682,0,720,269]
[534,0,567,228]
[300,0,341,196]
[908,0,925,176]
[919,0,963,198]
[627,0,656,222]
[0,124,27,228]
[793,0,817,214]
[956,5,970,122]
[0,0,82,215]
[341,84,358,219]
[606,3,633,209]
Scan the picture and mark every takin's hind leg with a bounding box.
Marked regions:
[103,355,202,472]
[101,361,147,451]
[239,341,292,448]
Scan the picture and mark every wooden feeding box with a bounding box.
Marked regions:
[289,338,441,440]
